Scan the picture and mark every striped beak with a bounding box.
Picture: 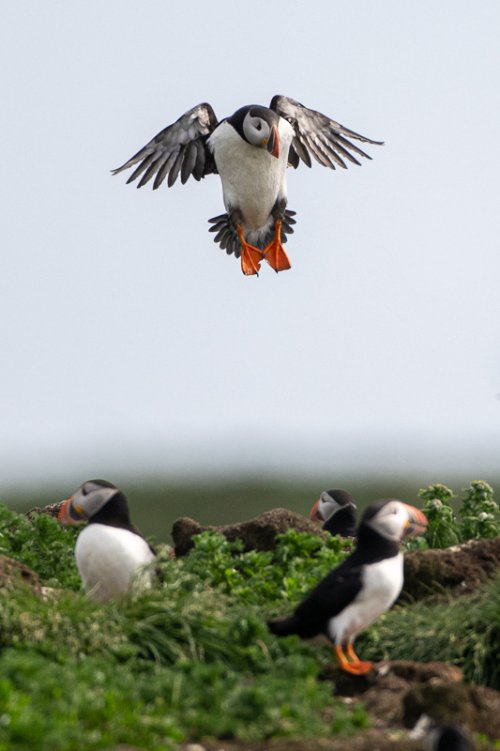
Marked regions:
[402,504,428,537]
[266,124,280,158]
[58,496,86,525]
[309,498,322,522]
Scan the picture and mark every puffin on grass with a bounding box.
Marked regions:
[309,488,357,537]
[268,499,427,675]
[58,479,156,602]
[112,95,383,276]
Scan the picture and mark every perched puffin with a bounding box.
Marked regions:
[309,488,357,537]
[58,479,156,602]
[268,499,427,675]
[112,95,383,276]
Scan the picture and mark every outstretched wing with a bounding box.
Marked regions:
[112,103,219,189]
[270,94,383,170]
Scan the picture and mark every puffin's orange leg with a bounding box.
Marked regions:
[346,643,373,675]
[334,644,373,675]
[236,225,264,276]
[263,220,292,273]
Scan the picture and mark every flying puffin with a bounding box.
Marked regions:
[112,95,383,276]
[309,488,357,537]
[58,479,156,602]
[268,499,427,675]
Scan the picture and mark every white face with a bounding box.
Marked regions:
[242,112,272,147]
[317,492,342,521]
[365,500,412,542]
[71,481,119,520]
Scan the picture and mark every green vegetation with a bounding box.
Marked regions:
[0,479,499,750]
[415,480,500,549]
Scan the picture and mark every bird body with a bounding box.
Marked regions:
[326,552,403,645]
[113,95,382,275]
[74,523,155,603]
[269,499,427,674]
[207,116,294,240]
[58,479,155,602]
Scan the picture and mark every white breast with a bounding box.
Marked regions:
[208,118,294,232]
[328,553,404,644]
[75,524,155,602]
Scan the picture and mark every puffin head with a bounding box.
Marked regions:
[228,105,280,158]
[58,479,121,525]
[309,489,356,523]
[359,499,428,542]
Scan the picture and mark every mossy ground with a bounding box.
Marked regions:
[0,482,499,750]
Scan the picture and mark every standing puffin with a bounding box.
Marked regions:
[58,479,156,602]
[309,488,357,537]
[112,95,383,276]
[268,499,427,675]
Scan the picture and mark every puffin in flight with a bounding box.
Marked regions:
[112,95,383,276]
[309,488,357,537]
[268,499,427,675]
[58,479,156,602]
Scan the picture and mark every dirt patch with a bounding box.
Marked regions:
[403,537,500,600]
[0,553,41,595]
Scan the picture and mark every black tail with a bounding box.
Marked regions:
[267,615,301,637]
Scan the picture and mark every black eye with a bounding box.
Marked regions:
[256,121,262,130]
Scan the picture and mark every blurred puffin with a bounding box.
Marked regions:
[112,95,383,276]
[309,488,357,537]
[268,499,427,675]
[411,716,474,751]
[58,479,156,602]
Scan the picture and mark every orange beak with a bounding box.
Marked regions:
[402,503,428,537]
[58,496,85,525]
[309,498,322,522]
[266,125,280,159]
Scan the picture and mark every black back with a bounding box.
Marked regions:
[86,481,156,555]
[323,504,357,537]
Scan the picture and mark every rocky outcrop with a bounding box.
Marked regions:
[403,537,500,600]
[172,508,327,556]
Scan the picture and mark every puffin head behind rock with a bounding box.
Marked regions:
[309,488,357,537]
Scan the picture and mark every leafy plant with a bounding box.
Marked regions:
[0,506,79,589]
[458,480,500,540]
[416,483,460,549]
[182,528,352,607]
[411,481,500,549]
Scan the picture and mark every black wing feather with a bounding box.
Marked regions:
[269,556,364,640]
[270,94,383,171]
[112,103,219,188]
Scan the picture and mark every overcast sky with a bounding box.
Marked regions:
[1,1,499,489]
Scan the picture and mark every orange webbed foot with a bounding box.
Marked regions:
[263,220,291,273]
[335,644,373,676]
[236,225,264,276]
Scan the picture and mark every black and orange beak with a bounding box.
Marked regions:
[58,496,86,526]
[266,124,280,158]
[402,504,428,537]
[309,498,322,522]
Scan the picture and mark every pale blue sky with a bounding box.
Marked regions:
[1,1,499,487]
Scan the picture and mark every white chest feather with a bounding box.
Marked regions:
[75,524,155,602]
[328,554,404,644]
[208,119,294,230]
